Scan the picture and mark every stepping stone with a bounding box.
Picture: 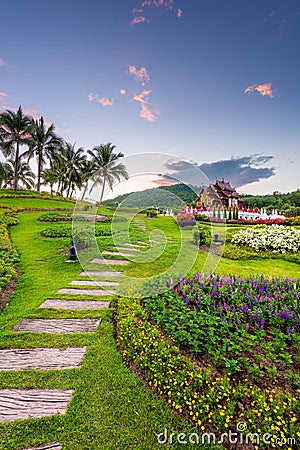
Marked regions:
[23,443,62,450]
[0,347,86,371]
[23,444,62,450]
[92,258,129,265]
[103,250,135,257]
[70,280,119,287]
[0,389,73,422]
[40,299,110,310]
[80,270,124,277]
[57,288,115,296]
[115,246,138,252]
[124,242,146,248]
[13,318,101,334]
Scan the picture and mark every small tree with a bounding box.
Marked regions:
[223,205,227,220]
[228,207,232,220]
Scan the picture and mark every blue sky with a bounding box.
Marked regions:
[1,0,300,195]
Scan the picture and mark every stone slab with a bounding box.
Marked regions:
[40,299,110,310]
[102,250,135,257]
[80,270,124,277]
[23,443,62,450]
[124,242,146,248]
[57,288,116,296]
[0,389,74,422]
[92,258,129,265]
[115,246,138,252]
[70,280,119,287]
[13,318,101,334]
[23,444,62,450]
[0,347,86,371]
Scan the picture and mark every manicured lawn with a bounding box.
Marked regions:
[0,197,74,210]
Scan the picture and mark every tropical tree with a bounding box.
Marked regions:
[2,159,35,190]
[62,142,86,198]
[0,161,13,188]
[88,143,129,204]
[80,159,94,200]
[41,167,58,196]
[26,117,62,193]
[0,106,32,191]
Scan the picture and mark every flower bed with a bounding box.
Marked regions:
[196,214,300,226]
[0,213,19,291]
[231,224,300,253]
[176,211,196,227]
[116,287,299,447]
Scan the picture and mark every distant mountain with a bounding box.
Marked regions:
[103,183,199,209]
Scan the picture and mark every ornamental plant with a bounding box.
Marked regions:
[176,211,196,227]
[231,224,300,253]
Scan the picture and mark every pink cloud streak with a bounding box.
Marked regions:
[132,90,152,103]
[139,104,159,122]
[88,93,114,106]
[131,16,150,25]
[120,89,127,95]
[128,65,150,85]
[244,83,275,98]
[0,58,6,67]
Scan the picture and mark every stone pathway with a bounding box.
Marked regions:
[70,280,119,286]
[80,270,124,277]
[0,389,74,422]
[57,288,116,296]
[13,318,102,334]
[103,250,135,257]
[92,258,129,265]
[2,238,128,447]
[0,347,86,371]
[40,299,110,310]
[24,443,62,450]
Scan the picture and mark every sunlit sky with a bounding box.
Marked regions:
[1,0,300,196]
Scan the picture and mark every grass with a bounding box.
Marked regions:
[0,197,74,210]
[0,200,299,449]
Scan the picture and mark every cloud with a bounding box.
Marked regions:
[155,155,276,188]
[128,65,150,85]
[131,16,150,25]
[0,91,7,102]
[120,89,127,95]
[177,8,182,18]
[244,83,275,98]
[88,93,114,106]
[0,58,6,67]
[139,104,159,122]
[132,89,152,103]
[98,97,114,106]
[131,8,144,13]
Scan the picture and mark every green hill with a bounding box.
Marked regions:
[103,183,199,209]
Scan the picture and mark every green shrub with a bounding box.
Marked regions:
[193,226,210,246]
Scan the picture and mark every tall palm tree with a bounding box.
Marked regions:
[0,106,32,191]
[27,116,62,193]
[62,142,86,198]
[0,161,13,188]
[88,143,129,204]
[3,159,35,190]
[80,159,94,200]
[41,167,58,196]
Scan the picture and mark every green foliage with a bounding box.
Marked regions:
[146,209,158,218]
[193,226,210,246]
[41,223,112,238]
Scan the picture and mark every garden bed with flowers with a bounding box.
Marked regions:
[116,273,300,448]
[0,213,19,309]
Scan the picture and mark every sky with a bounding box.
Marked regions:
[1,0,300,197]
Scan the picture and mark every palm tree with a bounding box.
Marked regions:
[0,161,13,188]
[80,159,94,200]
[62,142,86,198]
[27,117,62,193]
[0,106,32,191]
[2,159,35,190]
[41,167,58,196]
[88,143,129,204]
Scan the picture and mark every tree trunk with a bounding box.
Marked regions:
[81,182,88,201]
[99,178,106,205]
[37,149,42,193]
[14,141,19,192]
[50,183,54,197]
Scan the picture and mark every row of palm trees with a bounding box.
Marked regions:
[0,106,129,202]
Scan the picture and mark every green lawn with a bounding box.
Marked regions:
[0,205,299,449]
[0,197,74,210]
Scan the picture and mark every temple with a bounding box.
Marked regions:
[196,178,241,209]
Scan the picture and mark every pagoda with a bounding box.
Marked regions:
[196,178,241,209]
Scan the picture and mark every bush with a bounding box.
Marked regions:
[176,211,196,227]
[73,230,94,249]
[193,226,210,246]
[146,209,158,218]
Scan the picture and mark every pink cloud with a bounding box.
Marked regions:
[88,92,97,102]
[98,97,114,106]
[244,83,275,98]
[0,91,7,101]
[128,65,150,85]
[131,16,150,25]
[177,8,182,18]
[131,8,144,13]
[139,104,159,122]
[141,0,176,11]
[132,90,152,103]
[120,89,127,95]
[0,58,6,67]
